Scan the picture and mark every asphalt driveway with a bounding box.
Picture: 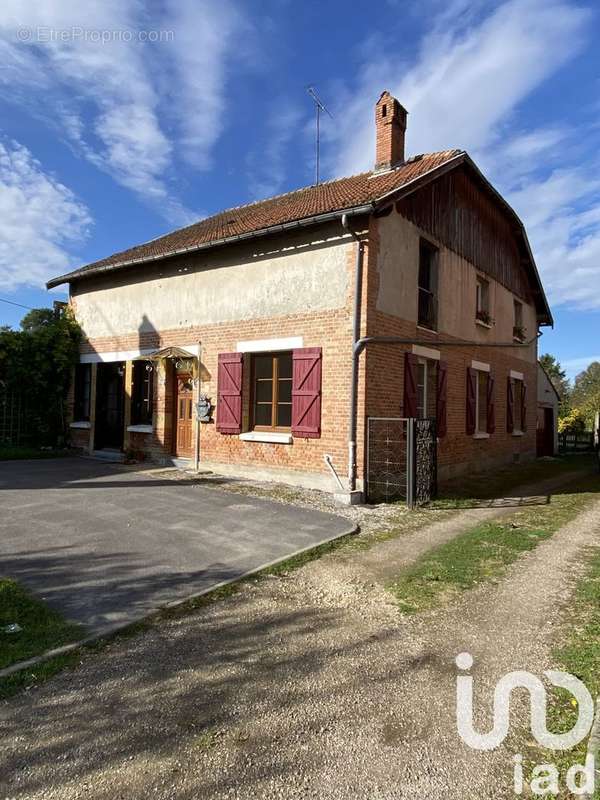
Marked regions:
[0,458,355,634]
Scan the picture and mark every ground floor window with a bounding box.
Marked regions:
[416,358,438,419]
[475,370,489,434]
[74,363,91,421]
[131,360,154,426]
[252,351,292,430]
[512,378,523,432]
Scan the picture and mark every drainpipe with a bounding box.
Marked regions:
[342,213,365,492]
[194,342,202,472]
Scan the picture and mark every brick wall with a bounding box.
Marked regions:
[74,244,361,488]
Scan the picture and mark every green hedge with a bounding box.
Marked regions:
[0,308,81,447]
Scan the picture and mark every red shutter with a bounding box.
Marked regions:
[436,360,448,437]
[521,382,528,433]
[466,367,477,435]
[507,377,514,433]
[403,352,419,418]
[291,348,322,438]
[487,373,496,434]
[216,352,243,434]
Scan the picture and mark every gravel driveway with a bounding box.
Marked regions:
[0,458,355,633]
[1,474,599,799]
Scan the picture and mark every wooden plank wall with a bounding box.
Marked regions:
[396,167,531,302]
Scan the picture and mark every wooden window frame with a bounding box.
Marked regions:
[474,370,489,434]
[416,358,438,419]
[73,363,91,422]
[476,276,490,319]
[417,238,438,331]
[512,377,524,433]
[131,360,155,427]
[251,351,292,432]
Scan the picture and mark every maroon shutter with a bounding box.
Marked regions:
[521,382,528,433]
[487,373,496,434]
[507,377,514,433]
[291,348,322,438]
[403,352,418,417]
[436,360,448,437]
[466,367,477,435]
[216,352,243,434]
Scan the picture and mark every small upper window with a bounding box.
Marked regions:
[418,240,438,330]
[513,300,525,340]
[74,364,91,421]
[252,352,292,430]
[131,360,154,426]
[476,277,491,324]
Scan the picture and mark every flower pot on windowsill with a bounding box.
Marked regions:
[475,312,494,328]
[513,325,527,342]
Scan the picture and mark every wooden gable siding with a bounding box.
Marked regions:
[396,167,531,301]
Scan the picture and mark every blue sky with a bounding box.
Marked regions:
[0,0,599,379]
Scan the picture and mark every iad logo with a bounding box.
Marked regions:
[455,652,597,796]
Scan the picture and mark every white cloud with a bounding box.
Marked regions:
[562,355,600,380]
[0,0,247,224]
[0,139,91,290]
[327,0,599,311]
[246,99,306,199]
[163,0,247,171]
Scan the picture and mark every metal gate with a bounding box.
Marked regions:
[366,417,437,506]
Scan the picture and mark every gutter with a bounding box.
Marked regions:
[46,204,374,289]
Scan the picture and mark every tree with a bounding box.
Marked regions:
[539,353,570,415]
[558,408,587,434]
[0,307,81,446]
[571,361,600,426]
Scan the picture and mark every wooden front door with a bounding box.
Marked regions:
[173,373,194,457]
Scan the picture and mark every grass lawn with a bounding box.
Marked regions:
[434,454,596,508]
[0,446,70,460]
[0,578,83,672]
[387,474,600,614]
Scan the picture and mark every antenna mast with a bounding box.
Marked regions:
[306,86,333,185]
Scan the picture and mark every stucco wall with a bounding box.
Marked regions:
[376,212,538,353]
[72,226,352,342]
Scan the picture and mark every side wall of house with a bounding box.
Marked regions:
[68,223,364,491]
[365,189,539,481]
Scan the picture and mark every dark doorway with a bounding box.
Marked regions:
[537,407,555,457]
[95,362,125,450]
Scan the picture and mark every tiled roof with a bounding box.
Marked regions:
[47,150,463,287]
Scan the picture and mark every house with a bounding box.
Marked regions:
[537,362,560,456]
[48,90,553,498]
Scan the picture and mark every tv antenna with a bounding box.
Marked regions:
[306,86,333,185]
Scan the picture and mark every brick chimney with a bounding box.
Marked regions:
[375,91,408,171]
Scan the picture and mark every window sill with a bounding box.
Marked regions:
[127,424,153,434]
[475,318,493,329]
[513,337,526,344]
[417,324,438,334]
[70,421,91,429]
[512,430,524,437]
[473,432,490,439]
[239,431,293,444]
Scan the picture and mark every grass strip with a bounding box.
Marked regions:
[0,447,71,460]
[387,478,599,614]
[0,578,83,671]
